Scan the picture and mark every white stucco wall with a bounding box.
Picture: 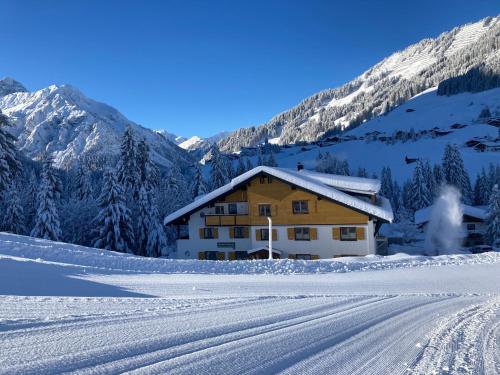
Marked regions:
[176,205,376,259]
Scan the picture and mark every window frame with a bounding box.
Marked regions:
[260,228,269,241]
[292,200,309,214]
[234,226,245,239]
[467,223,476,231]
[340,227,357,241]
[259,204,272,217]
[294,227,311,241]
[228,203,237,215]
[205,251,218,261]
[295,254,312,260]
[203,228,215,239]
[215,205,225,215]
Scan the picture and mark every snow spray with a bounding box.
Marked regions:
[424,186,463,255]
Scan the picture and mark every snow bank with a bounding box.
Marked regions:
[1,233,498,275]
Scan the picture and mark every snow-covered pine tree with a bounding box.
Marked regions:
[117,126,140,197]
[392,180,402,216]
[191,163,208,198]
[356,167,368,178]
[0,111,20,192]
[423,160,437,197]
[136,139,159,190]
[137,185,167,257]
[402,179,413,211]
[245,158,254,172]
[338,160,350,176]
[3,182,25,234]
[93,169,134,253]
[256,146,265,167]
[236,157,246,176]
[442,143,472,204]
[209,144,228,190]
[75,162,93,200]
[410,160,431,211]
[433,164,444,189]
[135,186,151,256]
[380,167,394,201]
[265,149,278,167]
[31,158,61,241]
[485,184,500,247]
[473,168,490,205]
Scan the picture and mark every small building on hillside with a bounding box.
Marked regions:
[164,166,393,260]
[414,204,488,247]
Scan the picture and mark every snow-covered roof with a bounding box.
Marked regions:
[164,166,393,225]
[415,204,487,225]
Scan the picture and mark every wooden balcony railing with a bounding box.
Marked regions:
[205,215,250,226]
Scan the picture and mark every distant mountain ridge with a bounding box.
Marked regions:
[219,15,500,152]
[0,80,193,170]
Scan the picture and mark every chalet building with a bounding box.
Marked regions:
[164,166,393,260]
[415,204,487,247]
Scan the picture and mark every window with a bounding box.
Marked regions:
[235,251,248,260]
[292,200,309,214]
[205,251,218,261]
[260,229,269,241]
[294,227,310,241]
[228,203,237,215]
[295,254,312,260]
[204,228,215,239]
[215,205,224,215]
[234,227,245,238]
[340,227,357,241]
[467,224,476,231]
[259,204,272,216]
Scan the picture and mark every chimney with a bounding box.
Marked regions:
[296,162,304,171]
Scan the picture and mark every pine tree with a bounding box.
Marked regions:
[3,182,25,234]
[433,164,444,189]
[209,144,228,190]
[265,150,278,167]
[245,158,254,172]
[191,163,208,198]
[442,144,472,203]
[31,158,61,241]
[410,160,431,211]
[485,184,500,246]
[423,160,437,197]
[338,160,350,176]
[137,185,167,257]
[380,167,394,200]
[93,169,134,253]
[357,167,368,178]
[256,146,264,166]
[75,163,93,200]
[117,126,140,196]
[236,157,246,176]
[0,111,20,193]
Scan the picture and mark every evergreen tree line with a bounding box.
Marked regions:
[0,115,195,257]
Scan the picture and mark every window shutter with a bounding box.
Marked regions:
[287,228,294,240]
[229,227,235,239]
[288,254,296,259]
[256,230,261,241]
[199,228,204,239]
[356,227,366,240]
[332,227,340,240]
[197,252,206,260]
[272,229,278,241]
[216,252,225,261]
[213,228,219,239]
[272,205,277,216]
[310,228,318,240]
[243,227,249,238]
[228,251,236,261]
[311,255,319,260]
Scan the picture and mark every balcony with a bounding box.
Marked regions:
[205,214,250,226]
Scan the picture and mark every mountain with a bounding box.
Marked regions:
[155,130,187,145]
[219,15,500,152]
[179,131,232,152]
[0,77,27,97]
[0,82,193,169]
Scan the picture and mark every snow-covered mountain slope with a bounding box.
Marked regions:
[219,15,500,151]
[242,87,500,182]
[0,77,26,97]
[179,131,232,152]
[0,83,193,169]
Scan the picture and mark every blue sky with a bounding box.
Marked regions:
[1,0,498,137]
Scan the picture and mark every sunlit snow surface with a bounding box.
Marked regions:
[0,232,499,374]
